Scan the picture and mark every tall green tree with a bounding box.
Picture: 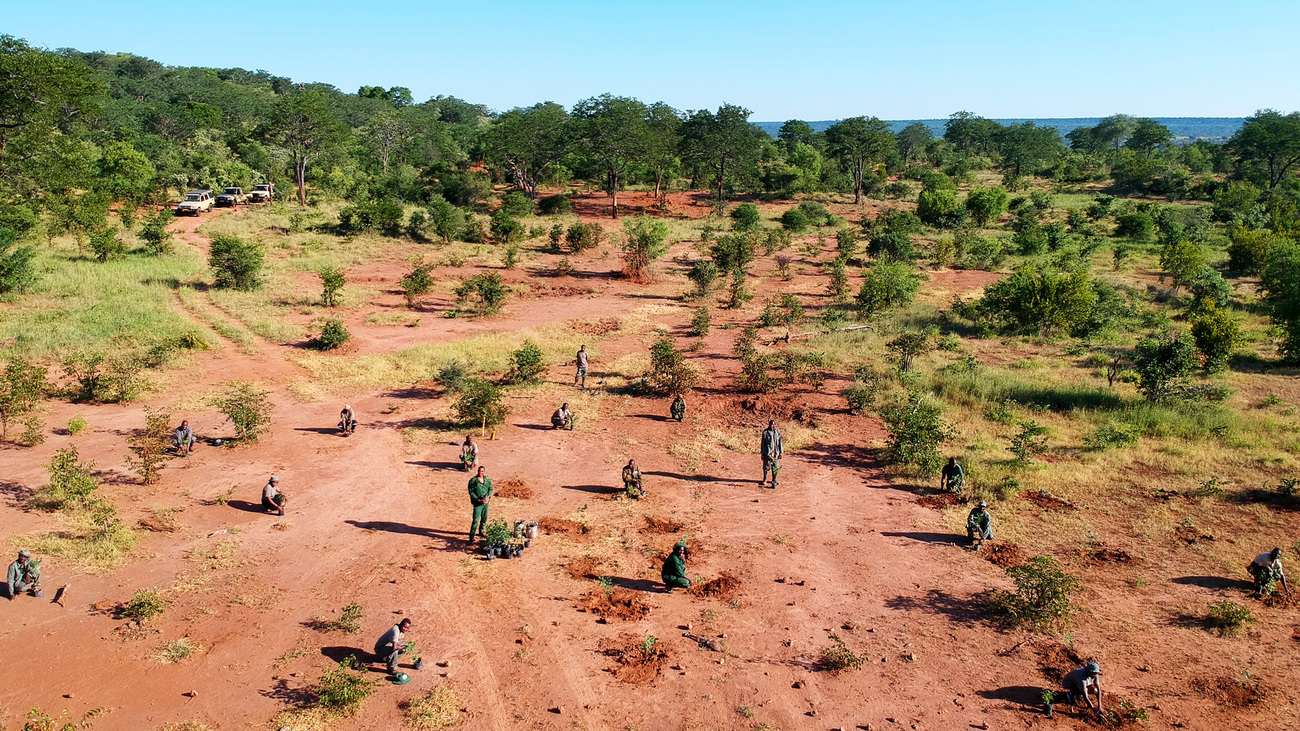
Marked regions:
[572,94,648,218]
[896,122,933,165]
[997,122,1064,178]
[777,120,816,149]
[644,102,682,203]
[680,104,766,201]
[262,91,346,206]
[825,116,896,204]
[944,111,1001,155]
[1229,109,1300,189]
[486,102,571,199]
[1125,118,1173,157]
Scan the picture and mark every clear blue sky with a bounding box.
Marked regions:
[6,0,1298,120]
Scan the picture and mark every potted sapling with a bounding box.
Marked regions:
[1041,689,1056,717]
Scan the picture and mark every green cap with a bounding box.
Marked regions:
[391,672,412,685]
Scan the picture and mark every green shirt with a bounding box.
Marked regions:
[662,554,687,582]
[468,476,493,501]
[942,463,964,484]
[967,508,991,531]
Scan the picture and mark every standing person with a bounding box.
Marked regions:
[760,420,783,489]
[1248,548,1291,597]
[468,466,493,543]
[6,550,41,600]
[551,403,574,430]
[622,459,645,499]
[459,435,479,472]
[172,420,196,455]
[670,395,686,422]
[339,404,357,434]
[940,457,964,494]
[661,541,691,590]
[574,345,590,389]
[966,501,993,550]
[1060,662,1104,721]
[262,476,286,515]
[374,618,413,676]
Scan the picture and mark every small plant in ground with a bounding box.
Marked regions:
[687,259,719,298]
[1261,392,1285,408]
[337,602,363,633]
[455,272,508,315]
[88,227,126,262]
[0,357,47,440]
[30,446,99,511]
[507,340,546,384]
[988,555,1080,632]
[825,256,849,301]
[19,416,44,446]
[61,350,145,404]
[309,318,351,350]
[400,259,435,307]
[554,256,573,276]
[843,367,885,414]
[1192,477,1227,498]
[503,244,520,269]
[736,704,755,719]
[318,266,346,307]
[820,633,867,673]
[138,209,175,255]
[435,360,471,393]
[153,637,200,664]
[120,588,167,621]
[886,331,932,373]
[313,656,376,715]
[987,398,1016,425]
[454,378,509,434]
[1206,600,1254,637]
[1008,420,1049,465]
[1083,422,1140,450]
[690,306,711,337]
[622,216,670,283]
[67,415,88,435]
[209,380,273,444]
[127,406,172,485]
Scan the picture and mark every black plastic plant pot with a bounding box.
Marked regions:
[414,659,424,670]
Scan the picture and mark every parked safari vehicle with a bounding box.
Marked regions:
[248,182,274,203]
[215,186,248,207]
[176,189,214,216]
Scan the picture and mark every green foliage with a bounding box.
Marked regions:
[0,228,38,295]
[502,244,520,269]
[507,340,546,384]
[880,391,954,476]
[1261,242,1300,362]
[710,232,757,273]
[1228,109,1300,189]
[622,216,670,282]
[1008,420,1049,465]
[126,407,172,486]
[120,589,166,622]
[314,656,376,715]
[1083,422,1141,450]
[537,194,572,215]
[780,207,809,233]
[834,228,858,261]
[1114,211,1155,242]
[88,227,126,262]
[820,633,867,673]
[337,602,363,633]
[646,335,698,395]
[318,266,346,307]
[137,210,175,256]
[454,272,508,315]
[1191,304,1242,373]
[855,261,920,318]
[435,360,471,393]
[843,367,885,414]
[209,380,273,444]
[777,350,825,388]
[500,191,534,217]
[988,555,1080,632]
[975,265,1098,336]
[916,188,965,228]
[0,357,48,441]
[1159,239,1206,292]
[729,202,761,231]
[426,196,467,243]
[310,318,351,350]
[690,306,711,337]
[400,259,434,307]
[565,222,605,253]
[489,207,524,245]
[338,199,403,235]
[61,351,146,404]
[1133,332,1198,402]
[209,235,265,291]
[687,259,719,298]
[66,415,87,435]
[1226,227,1280,277]
[454,378,509,430]
[1206,600,1255,637]
[484,518,512,547]
[31,447,99,511]
[798,200,834,226]
[885,331,932,372]
[826,256,849,301]
[965,186,1009,226]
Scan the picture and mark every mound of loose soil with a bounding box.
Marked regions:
[495,479,534,499]
[1034,642,1086,681]
[734,395,801,422]
[564,556,601,580]
[539,517,591,536]
[576,588,651,621]
[1191,676,1264,707]
[687,572,742,602]
[1022,491,1075,511]
[642,515,685,534]
[598,633,670,685]
[1082,544,1137,563]
[570,317,620,336]
[519,284,596,299]
[918,493,963,509]
[985,543,1028,568]
[1174,524,1215,545]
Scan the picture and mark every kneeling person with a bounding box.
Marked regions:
[966,501,993,549]
[6,550,41,600]
[551,403,573,430]
[374,618,413,675]
[1061,662,1104,720]
[662,541,691,590]
[262,476,286,515]
[622,459,645,499]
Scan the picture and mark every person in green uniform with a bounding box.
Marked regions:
[6,550,41,599]
[670,395,686,422]
[662,541,691,590]
[468,466,493,542]
[622,459,645,499]
[760,421,783,488]
[940,457,964,494]
[966,501,993,550]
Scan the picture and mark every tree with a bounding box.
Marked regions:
[486,102,570,199]
[0,35,101,173]
[825,116,896,204]
[916,188,964,228]
[944,111,1002,155]
[0,227,37,294]
[1229,109,1300,189]
[978,266,1097,336]
[622,216,669,283]
[262,91,346,206]
[1125,118,1173,157]
[426,196,466,243]
[95,141,155,203]
[319,266,346,307]
[400,259,434,307]
[880,391,954,476]
[896,122,933,165]
[965,187,1009,226]
[997,122,1064,178]
[644,102,682,203]
[1191,304,1242,373]
[680,104,766,201]
[0,357,46,440]
[1133,332,1198,402]
[1160,239,1206,293]
[454,378,509,434]
[1091,114,1138,149]
[362,110,412,174]
[855,261,920,318]
[126,407,171,485]
[507,340,546,384]
[209,235,265,290]
[455,273,507,315]
[572,94,648,218]
[646,335,698,395]
[777,120,816,148]
[1261,242,1300,361]
[209,380,273,443]
[730,202,760,232]
[885,332,932,372]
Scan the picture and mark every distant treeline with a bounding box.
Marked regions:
[755,119,1245,142]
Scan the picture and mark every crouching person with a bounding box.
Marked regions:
[7,550,41,600]
[262,475,286,515]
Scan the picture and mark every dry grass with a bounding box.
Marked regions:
[157,723,212,731]
[187,538,240,570]
[401,685,464,728]
[11,515,139,573]
[229,587,279,610]
[139,507,181,533]
[270,706,335,731]
[272,644,312,669]
[152,637,202,664]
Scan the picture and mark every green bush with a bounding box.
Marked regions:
[454,378,509,431]
[120,589,166,622]
[1083,422,1140,450]
[0,228,38,295]
[622,216,670,282]
[0,357,47,441]
[820,633,867,673]
[507,340,546,384]
[880,391,954,476]
[454,272,507,315]
[780,207,808,233]
[88,227,126,262]
[30,446,99,510]
[1133,332,1198,401]
[209,235,265,291]
[690,307,711,337]
[1115,211,1155,242]
[565,222,605,253]
[965,186,1009,226]
[1008,420,1049,465]
[916,188,965,228]
[209,380,273,443]
[435,360,471,393]
[426,196,467,243]
[1206,600,1254,637]
[646,335,698,395]
[843,368,884,414]
[855,261,920,318]
[729,202,761,232]
[798,200,832,226]
[310,319,351,350]
[825,257,848,300]
[338,199,403,235]
[687,260,719,298]
[400,260,434,307]
[66,415,88,435]
[490,208,523,244]
[500,191,534,217]
[536,194,572,215]
[61,351,146,404]
[314,656,376,715]
[1191,304,1241,373]
[988,555,1080,632]
[885,331,932,372]
[318,266,346,307]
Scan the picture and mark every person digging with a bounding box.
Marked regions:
[7,550,42,600]
[172,420,196,456]
[339,404,357,434]
[966,501,993,550]
[551,403,574,430]
[1059,661,1104,721]
[760,420,783,489]
[1248,547,1291,598]
[468,466,493,544]
[623,459,645,499]
[940,457,964,495]
[670,395,686,423]
[374,617,414,677]
[459,435,479,472]
[261,476,286,516]
[574,345,590,389]
[662,541,692,591]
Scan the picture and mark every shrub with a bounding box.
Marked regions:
[834,228,858,261]
[500,191,534,217]
[314,656,376,715]
[1133,332,1198,402]
[710,232,757,273]
[318,266,346,307]
[338,199,403,235]
[127,407,172,485]
[880,391,954,476]
[988,555,1080,632]
[736,351,775,394]
[536,194,572,215]
[0,357,47,441]
[763,228,791,255]
[855,261,920,318]
[825,256,849,300]
[843,367,885,414]
[798,200,832,226]
[209,380,273,443]
[916,188,965,228]
[646,335,698,395]
[622,216,670,283]
[405,210,428,240]
[29,447,99,511]
[209,235,264,291]
[507,340,546,384]
[1114,211,1155,242]
[502,244,520,269]
[0,228,38,294]
[67,415,87,435]
[310,319,351,350]
[690,307,711,337]
[1083,422,1140,450]
[1008,420,1049,465]
[885,331,932,372]
[61,351,146,404]
[1191,304,1242,373]
[820,633,867,673]
[777,350,825,388]
[1227,227,1280,277]
[1160,239,1206,292]
[454,272,508,315]
[730,202,761,232]
[780,207,808,233]
[977,266,1097,336]
[454,378,509,432]
[400,260,434,307]
[460,217,487,243]
[435,360,471,393]
[868,230,917,261]
[120,589,167,622]
[426,196,466,243]
[566,222,604,253]
[687,260,719,298]
[88,227,126,262]
[489,208,523,245]
[965,186,1009,226]
[1206,600,1254,637]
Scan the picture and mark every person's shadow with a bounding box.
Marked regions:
[226,500,267,514]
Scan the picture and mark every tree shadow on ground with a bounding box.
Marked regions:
[631,413,670,422]
[1171,576,1253,591]
[0,480,33,507]
[258,677,315,706]
[515,424,560,431]
[977,685,1046,707]
[882,589,991,625]
[797,442,884,472]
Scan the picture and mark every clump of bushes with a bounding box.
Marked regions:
[507,340,546,384]
[880,391,953,476]
[646,335,698,395]
[313,656,376,715]
[1206,600,1254,637]
[209,235,265,290]
[1083,422,1140,450]
[988,555,1080,632]
[536,194,572,215]
[120,588,167,622]
[454,272,508,315]
[209,380,273,444]
[309,318,351,350]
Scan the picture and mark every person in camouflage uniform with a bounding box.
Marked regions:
[622,459,645,499]
[760,421,783,489]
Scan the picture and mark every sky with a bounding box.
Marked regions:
[5,0,1299,120]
